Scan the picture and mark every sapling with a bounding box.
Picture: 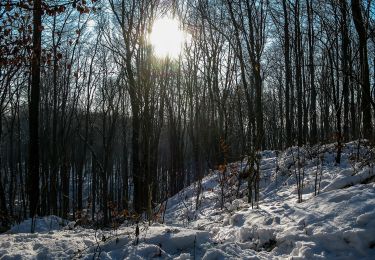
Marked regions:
[291,145,305,203]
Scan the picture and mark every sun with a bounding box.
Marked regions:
[150,16,187,59]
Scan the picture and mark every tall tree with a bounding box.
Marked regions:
[341,0,350,141]
[283,0,292,147]
[351,0,373,139]
[28,0,42,221]
[307,0,317,144]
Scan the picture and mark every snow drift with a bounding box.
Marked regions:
[1,141,375,259]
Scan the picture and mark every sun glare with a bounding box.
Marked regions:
[150,17,188,59]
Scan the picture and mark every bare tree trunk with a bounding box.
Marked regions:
[295,0,303,146]
[28,0,42,220]
[341,1,350,142]
[50,16,59,216]
[307,0,317,144]
[61,161,70,219]
[0,113,8,221]
[283,0,292,147]
[351,0,373,139]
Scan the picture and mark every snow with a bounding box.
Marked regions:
[322,167,375,192]
[9,216,68,234]
[1,141,375,259]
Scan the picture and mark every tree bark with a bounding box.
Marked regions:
[283,0,292,147]
[341,1,350,142]
[307,0,317,144]
[28,0,42,219]
[351,0,373,139]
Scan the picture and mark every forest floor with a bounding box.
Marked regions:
[1,141,375,259]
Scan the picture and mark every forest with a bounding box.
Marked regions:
[0,0,375,250]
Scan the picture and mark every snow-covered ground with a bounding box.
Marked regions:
[1,141,375,259]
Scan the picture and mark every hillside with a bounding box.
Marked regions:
[1,141,375,259]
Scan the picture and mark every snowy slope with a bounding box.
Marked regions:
[1,141,375,259]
